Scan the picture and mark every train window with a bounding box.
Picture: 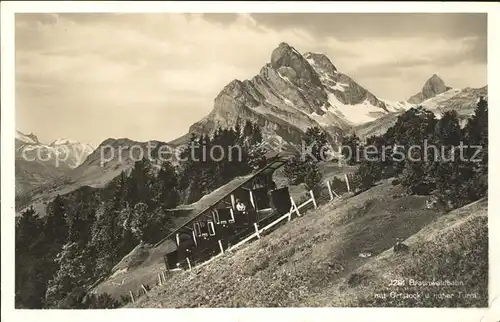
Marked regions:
[208,221,216,236]
[213,210,220,224]
[193,223,201,237]
[164,250,179,270]
[200,221,209,237]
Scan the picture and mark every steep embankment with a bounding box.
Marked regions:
[91,162,358,300]
[128,180,487,307]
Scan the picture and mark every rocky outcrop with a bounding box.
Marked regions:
[304,53,388,110]
[270,42,322,87]
[357,85,488,141]
[407,92,425,104]
[408,74,451,104]
[182,42,392,149]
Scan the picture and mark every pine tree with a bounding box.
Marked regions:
[130,202,153,242]
[352,161,379,192]
[15,206,48,308]
[44,195,68,245]
[304,161,323,192]
[304,126,330,162]
[117,205,138,255]
[157,161,180,209]
[234,119,242,143]
[384,106,438,176]
[431,97,489,207]
[179,133,200,202]
[251,123,263,146]
[464,97,488,170]
[434,110,462,146]
[126,160,152,207]
[65,187,100,245]
[86,293,121,309]
[341,133,361,165]
[284,152,308,185]
[45,242,92,308]
[90,204,121,275]
[243,120,254,144]
[111,171,128,209]
[247,141,268,171]
[16,206,42,250]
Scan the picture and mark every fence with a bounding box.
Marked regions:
[143,177,349,301]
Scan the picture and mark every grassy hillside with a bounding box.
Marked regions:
[91,162,357,300]
[126,180,487,308]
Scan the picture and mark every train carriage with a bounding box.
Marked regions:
[156,154,294,271]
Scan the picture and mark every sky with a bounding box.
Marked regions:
[15,13,487,147]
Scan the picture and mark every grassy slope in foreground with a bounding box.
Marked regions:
[129,180,487,308]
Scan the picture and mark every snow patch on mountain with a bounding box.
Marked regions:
[331,82,349,92]
[16,130,40,144]
[381,99,414,112]
[16,131,95,169]
[417,88,462,110]
[327,93,387,125]
[179,42,484,151]
[50,138,80,145]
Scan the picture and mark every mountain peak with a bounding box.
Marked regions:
[270,42,322,87]
[16,130,40,144]
[422,74,449,99]
[271,43,301,66]
[427,73,443,83]
[407,73,451,104]
[50,138,80,146]
[304,52,337,75]
[278,41,291,48]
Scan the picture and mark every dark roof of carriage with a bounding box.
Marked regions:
[153,154,290,247]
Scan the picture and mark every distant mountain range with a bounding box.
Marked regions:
[355,84,487,140]
[16,42,487,214]
[15,131,94,196]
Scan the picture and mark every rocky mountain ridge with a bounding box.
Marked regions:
[407,74,452,104]
[15,130,94,196]
[182,42,402,149]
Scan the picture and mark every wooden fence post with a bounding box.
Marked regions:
[129,291,135,304]
[294,197,301,216]
[192,230,198,246]
[254,223,261,239]
[218,240,224,254]
[186,257,192,271]
[344,173,351,193]
[141,284,148,295]
[326,180,334,200]
[162,271,167,283]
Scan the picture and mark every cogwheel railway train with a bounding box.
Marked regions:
[160,156,297,271]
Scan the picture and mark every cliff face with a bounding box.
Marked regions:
[186,42,392,149]
[408,74,452,104]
